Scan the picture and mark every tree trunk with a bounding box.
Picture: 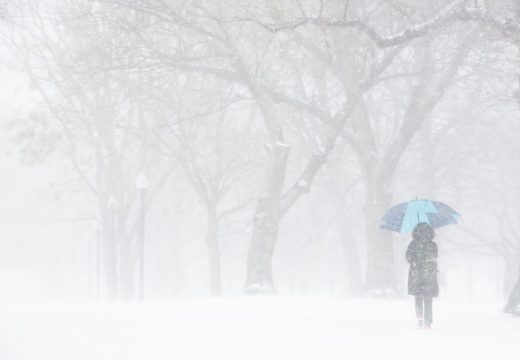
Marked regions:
[503,256,518,299]
[419,118,436,198]
[245,142,290,294]
[339,225,364,296]
[504,258,520,313]
[206,203,222,296]
[364,175,395,295]
[102,209,118,300]
[118,212,136,301]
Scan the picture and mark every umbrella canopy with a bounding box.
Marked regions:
[380,199,460,233]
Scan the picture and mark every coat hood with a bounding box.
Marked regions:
[412,222,435,242]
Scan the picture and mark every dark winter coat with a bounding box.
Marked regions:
[406,231,439,297]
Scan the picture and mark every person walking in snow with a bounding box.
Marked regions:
[406,222,438,329]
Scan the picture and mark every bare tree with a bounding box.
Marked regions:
[9,1,174,300]
[159,78,262,295]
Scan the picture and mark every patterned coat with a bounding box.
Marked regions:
[406,236,439,297]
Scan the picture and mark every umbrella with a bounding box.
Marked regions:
[380,199,460,233]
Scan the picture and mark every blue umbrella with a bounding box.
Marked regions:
[380,199,460,233]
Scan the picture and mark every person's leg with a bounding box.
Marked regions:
[415,296,424,327]
[424,297,433,327]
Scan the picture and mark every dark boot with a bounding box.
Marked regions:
[424,297,433,328]
[415,296,424,328]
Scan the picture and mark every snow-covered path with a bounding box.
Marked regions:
[0,298,518,360]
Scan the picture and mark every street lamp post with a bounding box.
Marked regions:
[88,222,102,301]
[136,172,149,301]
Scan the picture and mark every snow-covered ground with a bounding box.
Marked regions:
[0,297,518,360]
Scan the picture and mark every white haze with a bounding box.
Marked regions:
[0,0,519,359]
